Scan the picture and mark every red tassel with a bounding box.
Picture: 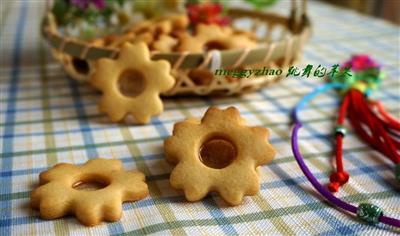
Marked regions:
[348,89,400,163]
[370,100,400,131]
[329,89,400,192]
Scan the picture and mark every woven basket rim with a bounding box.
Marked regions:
[42,7,311,70]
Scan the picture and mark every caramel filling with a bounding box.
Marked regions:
[200,138,237,169]
[118,69,147,97]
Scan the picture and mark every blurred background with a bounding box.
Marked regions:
[319,0,400,25]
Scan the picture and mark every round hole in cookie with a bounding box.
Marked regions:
[72,58,90,75]
[118,69,147,97]
[204,40,229,51]
[72,175,110,191]
[199,136,237,169]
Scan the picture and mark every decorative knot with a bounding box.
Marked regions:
[328,171,349,192]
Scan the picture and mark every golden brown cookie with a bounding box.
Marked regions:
[127,14,189,36]
[177,24,230,53]
[90,42,175,124]
[51,49,63,62]
[59,54,96,82]
[30,158,148,226]
[108,32,136,48]
[177,24,257,53]
[88,38,105,47]
[152,34,178,52]
[126,20,154,34]
[131,31,155,45]
[187,68,214,86]
[161,14,189,32]
[127,18,171,36]
[50,37,102,82]
[225,34,258,49]
[164,106,276,205]
[110,15,188,51]
[153,19,173,35]
[232,29,258,41]
[103,34,121,46]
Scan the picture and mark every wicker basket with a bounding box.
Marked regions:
[42,0,311,96]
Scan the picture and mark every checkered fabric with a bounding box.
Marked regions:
[1,0,399,235]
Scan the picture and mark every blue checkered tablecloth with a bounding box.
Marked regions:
[1,0,399,235]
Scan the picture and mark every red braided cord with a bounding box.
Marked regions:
[328,93,350,192]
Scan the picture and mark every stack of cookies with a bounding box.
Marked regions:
[88,14,258,53]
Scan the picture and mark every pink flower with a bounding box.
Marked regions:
[342,55,380,71]
[71,0,105,10]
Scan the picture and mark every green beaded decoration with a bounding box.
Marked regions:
[332,71,384,95]
[395,164,400,182]
[357,203,383,224]
[335,125,347,137]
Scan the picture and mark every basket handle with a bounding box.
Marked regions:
[291,0,308,16]
[289,0,310,33]
[46,0,53,11]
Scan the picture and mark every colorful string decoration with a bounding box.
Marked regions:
[291,55,400,227]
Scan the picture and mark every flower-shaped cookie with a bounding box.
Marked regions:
[90,42,175,124]
[30,158,149,226]
[152,34,178,52]
[177,24,257,53]
[127,19,172,36]
[127,14,189,36]
[108,32,136,48]
[62,55,96,82]
[164,106,276,205]
[51,49,96,82]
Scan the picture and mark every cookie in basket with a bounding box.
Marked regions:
[52,50,97,82]
[127,19,171,36]
[131,31,155,45]
[42,2,310,97]
[127,14,189,36]
[177,24,258,53]
[107,32,136,48]
[164,106,276,205]
[152,34,179,52]
[52,37,107,82]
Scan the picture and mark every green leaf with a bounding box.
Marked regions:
[52,0,70,25]
[245,0,278,9]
